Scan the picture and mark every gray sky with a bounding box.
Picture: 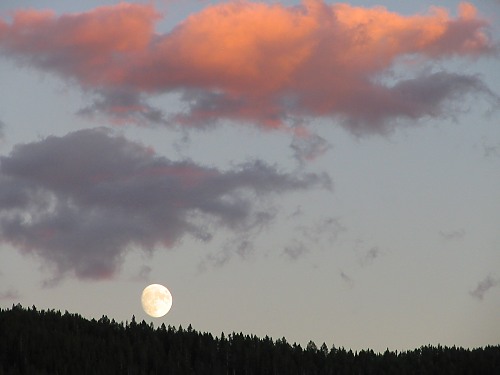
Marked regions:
[0,0,499,352]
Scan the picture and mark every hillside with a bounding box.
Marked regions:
[0,305,498,374]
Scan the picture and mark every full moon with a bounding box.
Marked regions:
[141,284,173,318]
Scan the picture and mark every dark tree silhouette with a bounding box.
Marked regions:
[0,304,498,374]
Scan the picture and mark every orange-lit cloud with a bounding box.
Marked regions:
[0,3,158,86]
[0,1,495,132]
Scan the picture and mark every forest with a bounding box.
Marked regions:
[0,304,498,374]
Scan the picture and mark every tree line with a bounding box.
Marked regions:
[0,304,498,374]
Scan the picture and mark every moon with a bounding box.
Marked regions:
[141,284,173,318]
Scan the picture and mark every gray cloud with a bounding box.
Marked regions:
[283,240,309,260]
[358,246,382,267]
[134,265,152,282]
[77,90,169,127]
[483,142,500,158]
[0,128,330,280]
[341,72,499,135]
[0,288,19,300]
[282,217,345,261]
[439,229,466,240]
[291,133,331,164]
[167,72,499,137]
[340,271,354,287]
[201,209,276,268]
[470,275,499,300]
[295,217,345,244]
[288,206,304,219]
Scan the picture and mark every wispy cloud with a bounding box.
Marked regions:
[77,90,168,126]
[470,275,499,300]
[282,216,345,260]
[0,1,496,132]
[0,288,19,300]
[358,246,382,267]
[283,240,309,260]
[483,141,500,158]
[295,217,345,244]
[0,128,330,280]
[132,265,152,282]
[201,209,276,268]
[340,270,354,288]
[439,229,466,241]
[291,131,331,164]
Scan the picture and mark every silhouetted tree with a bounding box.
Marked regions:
[0,305,499,374]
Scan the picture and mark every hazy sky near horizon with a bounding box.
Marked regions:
[0,0,499,352]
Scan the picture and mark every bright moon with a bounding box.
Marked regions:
[141,284,173,318]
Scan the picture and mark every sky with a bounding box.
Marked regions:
[0,0,499,352]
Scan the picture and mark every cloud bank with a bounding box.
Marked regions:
[0,1,495,132]
[0,128,330,280]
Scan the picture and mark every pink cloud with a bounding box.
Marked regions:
[0,1,495,131]
[0,4,158,85]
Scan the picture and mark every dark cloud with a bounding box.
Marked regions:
[470,275,499,300]
[0,128,330,280]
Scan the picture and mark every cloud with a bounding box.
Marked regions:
[470,275,500,300]
[358,246,382,267]
[133,265,152,282]
[340,270,354,287]
[0,128,330,280]
[283,240,309,260]
[77,90,168,126]
[0,288,19,300]
[439,229,466,240]
[291,130,331,164]
[282,216,345,260]
[483,141,500,158]
[0,1,496,132]
[294,217,345,244]
[201,209,276,268]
